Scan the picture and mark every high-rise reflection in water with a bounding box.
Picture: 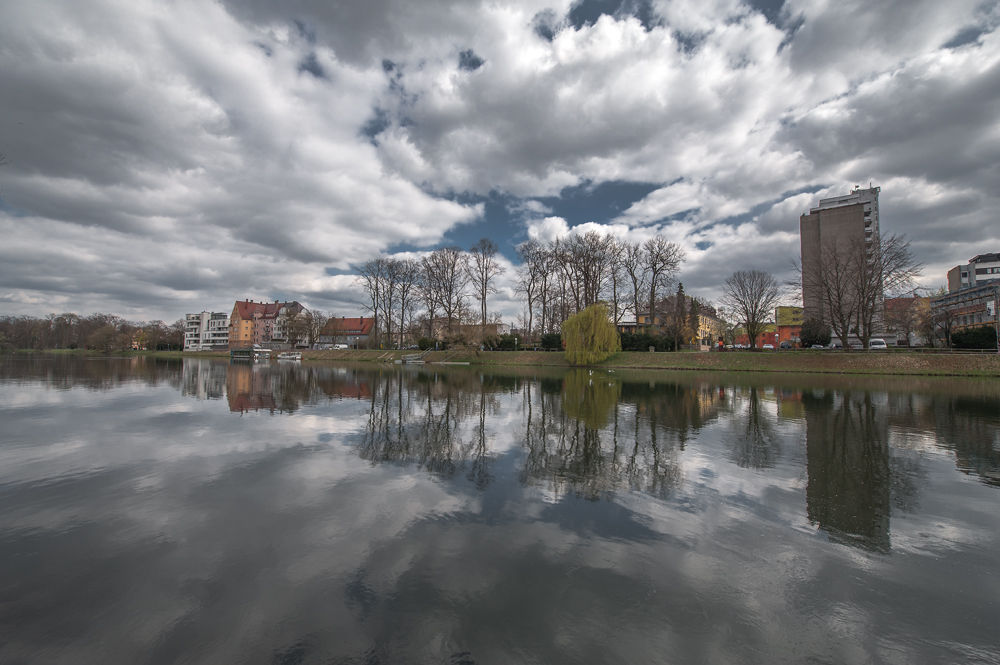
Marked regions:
[178,359,999,554]
[933,394,1000,487]
[803,390,892,553]
[4,355,1000,663]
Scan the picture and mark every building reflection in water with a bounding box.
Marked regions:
[183,360,374,414]
[803,390,891,553]
[176,360,1000,553]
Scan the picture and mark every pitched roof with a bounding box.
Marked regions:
[320,317,374,335]
[232,300,301,321]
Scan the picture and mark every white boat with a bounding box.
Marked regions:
[276,351,302,361]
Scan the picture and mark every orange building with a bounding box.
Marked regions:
[775,306,804,347]
[228,300,305,349]
[734,323,777,348]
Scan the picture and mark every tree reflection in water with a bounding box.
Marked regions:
[728,385,781,469]
[177,359,999,554]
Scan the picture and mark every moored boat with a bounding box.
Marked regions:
[231,345,271,362]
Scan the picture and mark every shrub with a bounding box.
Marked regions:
[540,332,562,351]
[800,318,832,348]
[951,325,997,350]
[417,337,435,351]
[619,331,675,352]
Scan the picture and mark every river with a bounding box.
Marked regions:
[1,355,998,664]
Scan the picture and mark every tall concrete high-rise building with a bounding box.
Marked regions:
[799,185,880,323]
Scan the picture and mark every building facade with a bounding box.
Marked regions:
[799,186,880,321]
[947,253,1000,292]
[228,300,307,349]
[318,317,374,348]
[184,311,231,351]
[775,306,804,347]
[931,283,1000,339]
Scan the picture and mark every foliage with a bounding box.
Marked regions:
[619,331,675,352]
[799,317,832,347]
[417,337,435,351]
[562,303,621,365]
[540,332,562,350]
[561,369,622,429]
[493,333,521,351]
[951,325,998,350]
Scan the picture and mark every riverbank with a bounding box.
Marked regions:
[14,348,1000,376]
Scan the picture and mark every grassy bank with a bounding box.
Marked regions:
[299,348,1000,377]
[16,347,1000,377]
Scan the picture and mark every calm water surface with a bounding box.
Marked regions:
[1,356,999,664]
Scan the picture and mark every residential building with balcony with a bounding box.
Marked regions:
[184,311,231,351]
[228,300,307,349]
[947,253,1000,292]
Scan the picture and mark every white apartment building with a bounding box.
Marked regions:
[947,253,1000,292]
[184,311,231,351]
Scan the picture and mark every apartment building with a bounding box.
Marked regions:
[947,253,1000,292]
[183,311,231,351]
[799,186,880,323]
[228,300,307,349]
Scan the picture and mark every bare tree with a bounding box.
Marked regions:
[395,258,421,348]
[883,297,923,347]
[800,240,858,350]
[515,240,545,341]
[643,237,685,326]
[621,240,648,324]
[720,270,782,349]
[467,238,506,327]
[800,232,920,350]
[424,246,468,336]
[355,258,399,347]
[854,234,921,347]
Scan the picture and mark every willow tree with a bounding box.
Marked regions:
[562,303,621,365]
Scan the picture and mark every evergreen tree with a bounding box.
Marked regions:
[673,283,686,350]
[688,298,701,345]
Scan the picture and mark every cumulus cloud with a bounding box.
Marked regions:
[0,0,998,319]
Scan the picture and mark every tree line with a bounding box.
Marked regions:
[0,313,186,352]
[353,232,697,348]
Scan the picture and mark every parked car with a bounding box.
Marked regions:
[762,343,774,350]
[778,341,792,349]
[811,344,826,349]
[868,338,888,350]
[333,343,349,350]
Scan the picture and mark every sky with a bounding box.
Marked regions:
[1,0,999,323]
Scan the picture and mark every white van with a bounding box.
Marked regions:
[333,343,349,350]
[868,338,887,350]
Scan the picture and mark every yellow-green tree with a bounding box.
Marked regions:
[562,303,621,365]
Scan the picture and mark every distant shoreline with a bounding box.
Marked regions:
[13,348,1000,377]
